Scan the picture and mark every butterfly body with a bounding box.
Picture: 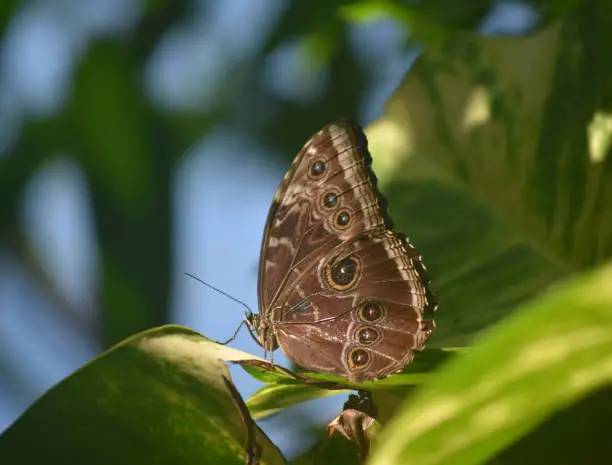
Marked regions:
[249,120,436,382]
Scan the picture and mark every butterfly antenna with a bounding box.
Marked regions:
[184,272,254,316]
[184,272,255,345]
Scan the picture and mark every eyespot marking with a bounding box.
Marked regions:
[359,302,385,322]
[310,160,326,178]
[333,208,351,230]
[348,348,371,370]
[322,191,339,209]
[326,255,361,291]
[356,326,380,346]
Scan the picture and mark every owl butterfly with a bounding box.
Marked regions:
[245,120,437,382]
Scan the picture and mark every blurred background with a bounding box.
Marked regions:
[0,0,541,458]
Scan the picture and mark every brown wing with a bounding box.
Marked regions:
[257,120,389,313]
[272,229,436,382]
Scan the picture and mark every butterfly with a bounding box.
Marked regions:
[243,120,437,382]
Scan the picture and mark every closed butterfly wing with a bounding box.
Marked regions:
[258,121,387,312]
[255,120,437,381]
[273,229,436,382]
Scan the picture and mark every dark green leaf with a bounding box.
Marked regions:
[0,326,285,465]
[369,262,612,464]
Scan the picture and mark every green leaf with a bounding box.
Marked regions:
[244,349,461,421]
[291,430,367,465]
[0,325,285,465]
[492,386,612,465]
[69,42,152,211]
[248,383,346,420]
[368,262,612,465]
[366,19,612,347]
[340,0,493,43]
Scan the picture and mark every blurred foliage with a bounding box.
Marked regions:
[4,0,612,464]
[368,263,612,464]
[0,0,566,346]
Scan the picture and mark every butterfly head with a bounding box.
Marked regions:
[245,311,278,352]
[245,310,257,332]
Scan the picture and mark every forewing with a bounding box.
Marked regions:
[257,121,389,312]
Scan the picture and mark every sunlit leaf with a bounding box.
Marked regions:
[0,325,285,465]
[248,383,344,420]
[368,262,612,465]
[366,20,612,347]
[244,349,461,421]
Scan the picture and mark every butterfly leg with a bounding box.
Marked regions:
[220,319,247,345]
